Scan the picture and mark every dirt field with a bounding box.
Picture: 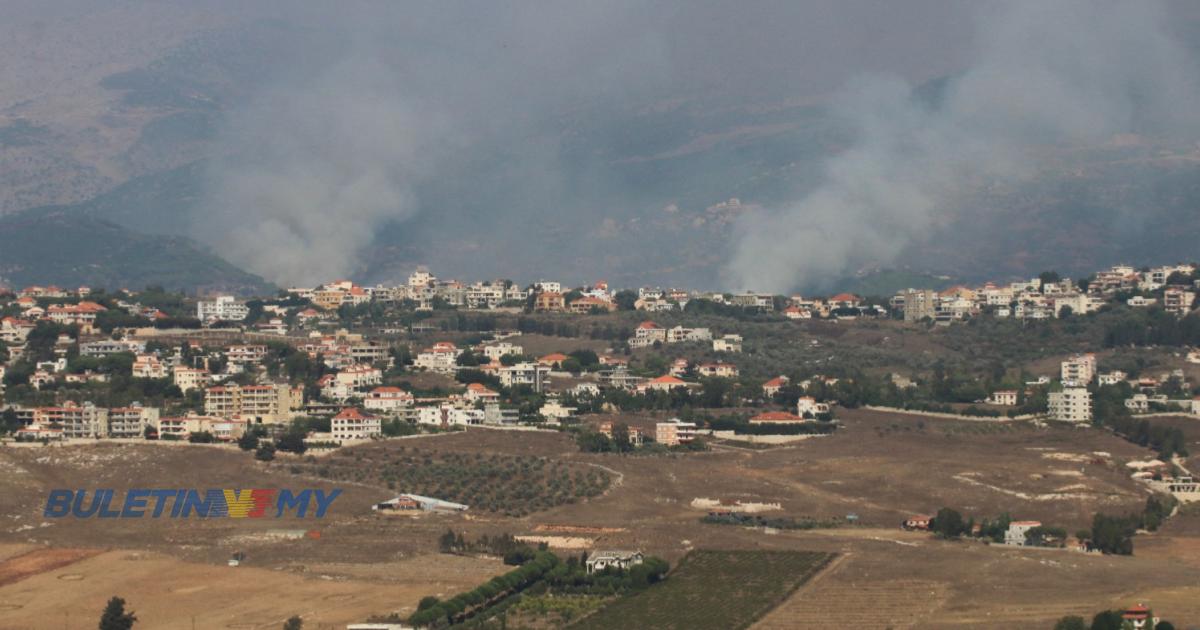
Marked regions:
[0,548,503,629]
[2,408,1199,628]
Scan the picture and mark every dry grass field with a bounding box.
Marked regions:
[1,407,1199,628]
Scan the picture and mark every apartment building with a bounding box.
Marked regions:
[1049,387,1092,423]
[655,418,698,446]
[204,383,300,424]
[196,296,249,322]
[498,362,550,393]
[1061,354,1097,386]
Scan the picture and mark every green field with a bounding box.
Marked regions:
[569,550,834,630]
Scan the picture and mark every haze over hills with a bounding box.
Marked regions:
[2,1,1200,294]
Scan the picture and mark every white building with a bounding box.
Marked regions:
[331,407,382,441]
[1004,521,1042,546]
[987,390,1018,406]
[498,362,550,393]
[417,404,484,426]
[1060,354,1096,386]
[483,342,524,361]
[796,397,831,417]
[196,296,249,322]
[585,551,644,574]
[713,334,743,353]
[1049,387,1092,423]
[414,342,462,373]
[363,386,414,413]
[131,354,168,379]
[655,418,698,446]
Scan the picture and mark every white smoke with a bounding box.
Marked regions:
[725,0,1200,293]
[195,56,436,287]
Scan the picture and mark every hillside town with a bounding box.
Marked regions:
[1,263,1198,450]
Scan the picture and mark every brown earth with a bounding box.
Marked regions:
[1,407,1199,628]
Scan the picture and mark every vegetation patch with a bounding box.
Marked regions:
[285,445,611,516]
[570,550,834,630]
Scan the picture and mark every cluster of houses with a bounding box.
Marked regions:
[894,263,1198,323]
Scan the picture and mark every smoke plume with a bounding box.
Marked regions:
[725,0,1200,293]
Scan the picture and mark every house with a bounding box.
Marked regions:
[666,326,712,343]
[172,366,209,393]
[463,382,500,403]
[986,390,1018,406]
[569,296,616,313]
[902,515,932,531]
[335,364,384,392]
[1048,387,1092,423]
[639,375,689,394]
[762,376,789,398]
[828,293,861,309]
[658,358,685,378]
[1098,370,1127,386]
[783,305,811,320]
[598,421,645,447]
[414,342,462,373]
[696,362,738,378]
[713,334,742,353]
[1120,603,1160,630]
[538,353,570,368]
[533,291,566,312]
[655,418,698,446]
[131,354,168,379]
[364,386,415,412]
[796,397,831,418]
[629,321,667,348]
[331,407,382,441]
[585,551,644,574]
[539,399,577,422]
[1004,521,1042,546]
[483,342,523,362]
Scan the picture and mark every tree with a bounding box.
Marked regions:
[98,596,137,630]
[1089,610,1123,630]
[1052,616,1086,630]
[282,616,303,630]
[255,442,276,461]
[1156,622,1176,630]
[237,430,259,451]
[187,431,214,444]
[930,507,967,539]
[276,429,308,455]
[417,596,441,611]
[614,290,638,311]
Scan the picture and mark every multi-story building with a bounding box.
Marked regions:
[498,362,550,393]
[226,345,268,364]
[414,342,462,373]
[628,321,667,348]
[1061,354,1097,386]
[666,326,712,343]
[196,296,249,322]
[417,403,484,427]
[655,418,698,446]
[32,402,158,438]
[204,383,300,424]
[363,386,414,413]
[1164,288,1196,316]
[900,289,938,321]
[1049,387,1092,423]
[331,407,382,441]
[172,366,209,392]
